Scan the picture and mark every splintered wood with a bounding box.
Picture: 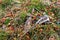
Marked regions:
[20,15,50,40]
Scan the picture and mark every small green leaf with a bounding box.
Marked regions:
[4,18,10,25]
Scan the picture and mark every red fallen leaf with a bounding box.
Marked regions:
[1,17,6,23]
[6,12,13,17]
[48,12,54,16]
[0,0,2,4]
[9,26,14,30]
[7,13,12,17]
[32,16,36,20]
